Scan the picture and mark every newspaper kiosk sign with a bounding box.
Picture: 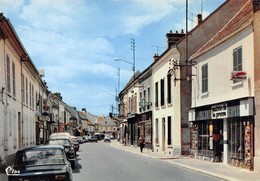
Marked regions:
[231,71,247,80]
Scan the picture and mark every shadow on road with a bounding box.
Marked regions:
[72,151,82,173]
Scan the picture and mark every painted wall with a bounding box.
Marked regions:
[192,27,254,108]
[152,49,182,156]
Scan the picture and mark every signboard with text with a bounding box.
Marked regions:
[211,104,227,119]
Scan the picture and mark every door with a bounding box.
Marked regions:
[18,112,22,149]
[162,118,166,152]
[213,120,223,162]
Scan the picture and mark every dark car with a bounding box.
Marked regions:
[70,136,79,152]
[7,145,73,181]
[83,135,90,143]
[104,136,111,142]
[89,135,98,143]
[46,138,76,168]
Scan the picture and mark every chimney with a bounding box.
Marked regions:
[197,14,202,24]
[82,108,87,115]
[166,30,185,49]
[53,92,62,100]
[153,53,159,62]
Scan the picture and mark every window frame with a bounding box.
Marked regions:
[201,63,208,93]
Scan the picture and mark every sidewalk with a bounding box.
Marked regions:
[110,141,260,181]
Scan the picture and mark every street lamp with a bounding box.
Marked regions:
[114,58,135,73]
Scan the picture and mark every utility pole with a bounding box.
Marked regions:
[131,38,135,75]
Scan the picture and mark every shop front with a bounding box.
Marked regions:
[138,111,152,149]
[189,98,254,170]
[126,113,139,146]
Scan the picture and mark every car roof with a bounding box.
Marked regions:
[50,133,71,138]
[50,136,70,139]
[17,145,64,152]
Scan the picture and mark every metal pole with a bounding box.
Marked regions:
[131,38,135,75]
[117,67,120,93]
[186,0,189,79]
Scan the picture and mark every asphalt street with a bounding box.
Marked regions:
[73,141,222,181]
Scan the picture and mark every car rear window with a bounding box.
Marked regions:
[16,149,65,166]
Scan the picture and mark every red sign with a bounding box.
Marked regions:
[43,104,50,111]
[231,71,247,80]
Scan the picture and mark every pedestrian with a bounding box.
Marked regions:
[139,135,145,152]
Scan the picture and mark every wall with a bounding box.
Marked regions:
[192,27,254,108]
[152,49,182,156]
[253,9,260,172]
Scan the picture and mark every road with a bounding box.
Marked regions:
[73,141,222,181]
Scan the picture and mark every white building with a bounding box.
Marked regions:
[189,1,255,170]
[0,14,48,169]
[152,49,182,156]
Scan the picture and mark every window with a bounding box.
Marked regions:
[6,55,11,94]
[167,116,172,145]
[29,82,32,108]
[167,74,172,104]
[198,121,211,156]
[143,90,146,111]
[139,92,142,112]
[26,78,28,105]
[12,62,16,97]
[160,78,165,106]
[233,47,242,71]
[202,64,208,93]
[228,119,244,160]
[128,97,131,113]
[147,87,151,110]
[32,85,34,109]
[155,82,158,107]
[22,74,25,103]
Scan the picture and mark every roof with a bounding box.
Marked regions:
[17,145,64,152]
[190,0,253,60]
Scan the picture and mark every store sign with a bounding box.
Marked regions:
[212,104,227,119]
[231,71,247,80]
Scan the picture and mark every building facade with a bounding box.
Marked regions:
[0,14,48,169]
[189,0,256,170]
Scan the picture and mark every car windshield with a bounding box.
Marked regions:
[16,148,65,166]
[48,139,71,147]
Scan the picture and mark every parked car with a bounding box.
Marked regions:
[89,135,98,143]
[46,138,76,168]
[76,136,83,144]
[70,136,79,152]
[83,135,90,143]
[7,145,73,181]
[49,132,71,139]
[104,136,111,142]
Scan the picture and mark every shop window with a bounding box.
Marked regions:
[197,121,212,157]
[228,119,244,160]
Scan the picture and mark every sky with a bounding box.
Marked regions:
[0,0,225,116]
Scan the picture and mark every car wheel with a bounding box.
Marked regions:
[71,161,75,169]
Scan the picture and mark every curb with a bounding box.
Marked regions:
[110,142,242,181]
[166,161,239,181]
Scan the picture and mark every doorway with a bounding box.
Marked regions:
[18,112,22,149]
[213,120,223,162]
[162,118,166,152]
